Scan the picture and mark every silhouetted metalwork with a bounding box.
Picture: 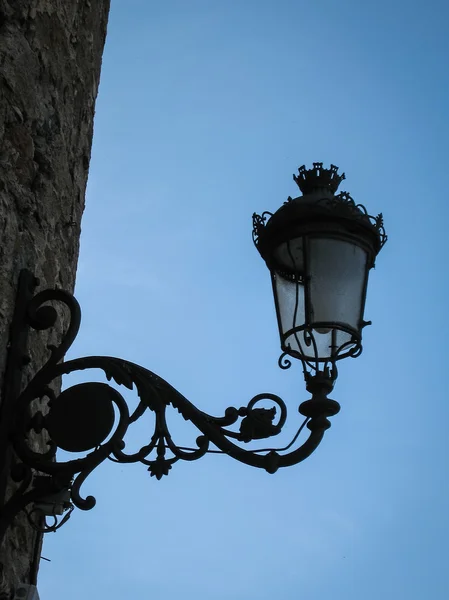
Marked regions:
[0,270,338,539]
[0,162,386,541]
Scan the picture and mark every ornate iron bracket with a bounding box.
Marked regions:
[0,270,340,540]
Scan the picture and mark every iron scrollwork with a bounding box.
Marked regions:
[331,192,388,249]
[0,270,338,539]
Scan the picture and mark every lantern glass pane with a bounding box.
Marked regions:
[309,238,367,331]
[273,238,304,274]
[273,272,305,352]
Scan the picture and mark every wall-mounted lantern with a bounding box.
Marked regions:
[0,163,386,539]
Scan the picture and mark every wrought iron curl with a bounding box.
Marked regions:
[278,352,292,370]
[26,286,82,366]
[335,337,363,360]
[252,211,273,246]
[25,504,74,533]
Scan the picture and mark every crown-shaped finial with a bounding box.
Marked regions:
[293,163,345,195]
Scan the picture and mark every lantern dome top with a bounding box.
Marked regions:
[252,163,387,271]
[294,163,345,196]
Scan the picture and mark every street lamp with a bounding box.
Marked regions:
[253,162,386,396]
[0,163,386,539]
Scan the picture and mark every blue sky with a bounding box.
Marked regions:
[39,1,449,598]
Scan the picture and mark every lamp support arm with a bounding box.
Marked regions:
[0,270,338,539]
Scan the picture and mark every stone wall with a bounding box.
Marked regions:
[0,1,110,597]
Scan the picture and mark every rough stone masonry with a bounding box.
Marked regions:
[0,1,110,597]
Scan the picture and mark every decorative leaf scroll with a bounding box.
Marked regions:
[104,362,134,390]
[252,211,272,245]
[239,408,278,442]
[147,457,174,480]
[330,192,388,248]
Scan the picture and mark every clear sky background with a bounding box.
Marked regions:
[39,1,449,599]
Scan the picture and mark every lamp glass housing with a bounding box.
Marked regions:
[253,163,386,369]
[271,234,370,363]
